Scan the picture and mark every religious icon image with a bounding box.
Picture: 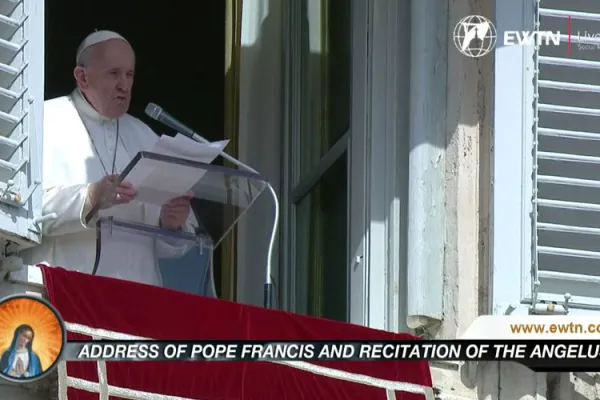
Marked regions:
[0,295,65,381]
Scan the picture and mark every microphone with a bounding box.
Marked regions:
[145,102,280,310]
[145,103,196,139]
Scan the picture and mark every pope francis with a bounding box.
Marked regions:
[22,31,195,286]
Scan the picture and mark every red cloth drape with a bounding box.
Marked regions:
[41,266,432,400]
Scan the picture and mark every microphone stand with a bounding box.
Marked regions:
[186,132,278,309]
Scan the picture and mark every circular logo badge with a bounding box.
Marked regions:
[453,15,497,58]
[0,295,66,382]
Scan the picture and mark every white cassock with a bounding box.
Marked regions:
[22,89,194,285]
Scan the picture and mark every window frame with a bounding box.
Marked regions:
[281,0,410,331]
[281,0,358,322]
[492,0,537,315]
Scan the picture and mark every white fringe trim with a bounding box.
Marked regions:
[61,322,434,400]
[57,362,68,400]
[91,335,109,400]
[67,377,199,400]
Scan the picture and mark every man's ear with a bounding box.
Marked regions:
[73,66,88,89]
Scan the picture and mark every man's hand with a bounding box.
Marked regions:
[87,175,136,209]
[160,195,192,231]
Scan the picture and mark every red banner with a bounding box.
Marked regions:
[42,266,432,400]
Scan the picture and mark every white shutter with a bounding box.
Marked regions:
[534,1,600,309]
[0,0,43,249]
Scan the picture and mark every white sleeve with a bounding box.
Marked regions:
[41,184,95,236]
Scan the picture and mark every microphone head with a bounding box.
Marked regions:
[145,103,162,120]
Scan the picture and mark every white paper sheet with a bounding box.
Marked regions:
[152,134,229,161]
[123,135,229,205]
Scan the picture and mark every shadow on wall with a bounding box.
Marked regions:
[235,0,283,307]
[235,0,348,312]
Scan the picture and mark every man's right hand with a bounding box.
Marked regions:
[87,175,137,209]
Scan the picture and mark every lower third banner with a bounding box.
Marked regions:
[61,340,600,371]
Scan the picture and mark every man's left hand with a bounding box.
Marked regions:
[160,196,192,231]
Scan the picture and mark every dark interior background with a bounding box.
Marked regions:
[44,0,226,296]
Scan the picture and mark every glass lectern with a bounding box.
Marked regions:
[84,151,268,297]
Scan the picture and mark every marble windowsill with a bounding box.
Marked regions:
[0,264,46,299]
[9,264,45,285]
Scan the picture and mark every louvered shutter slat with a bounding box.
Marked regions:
[0,0,44,248]
[540,56,600,69]
[534,1,600,306]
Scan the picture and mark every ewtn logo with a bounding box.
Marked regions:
[453,15,561,58]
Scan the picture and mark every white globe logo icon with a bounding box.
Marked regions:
[453,15,497,58]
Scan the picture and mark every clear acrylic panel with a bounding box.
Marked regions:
[84,151,269,248]
[94,217,216,297]
[83,152,272,296]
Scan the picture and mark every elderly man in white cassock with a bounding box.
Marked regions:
[22,31,195,286]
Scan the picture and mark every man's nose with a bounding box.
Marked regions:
[117,73,132,91]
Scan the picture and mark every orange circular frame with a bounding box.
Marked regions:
[0,295,65,381]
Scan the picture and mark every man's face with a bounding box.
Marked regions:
[76,39,135,119]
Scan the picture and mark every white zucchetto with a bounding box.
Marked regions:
[76,30,129,64]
